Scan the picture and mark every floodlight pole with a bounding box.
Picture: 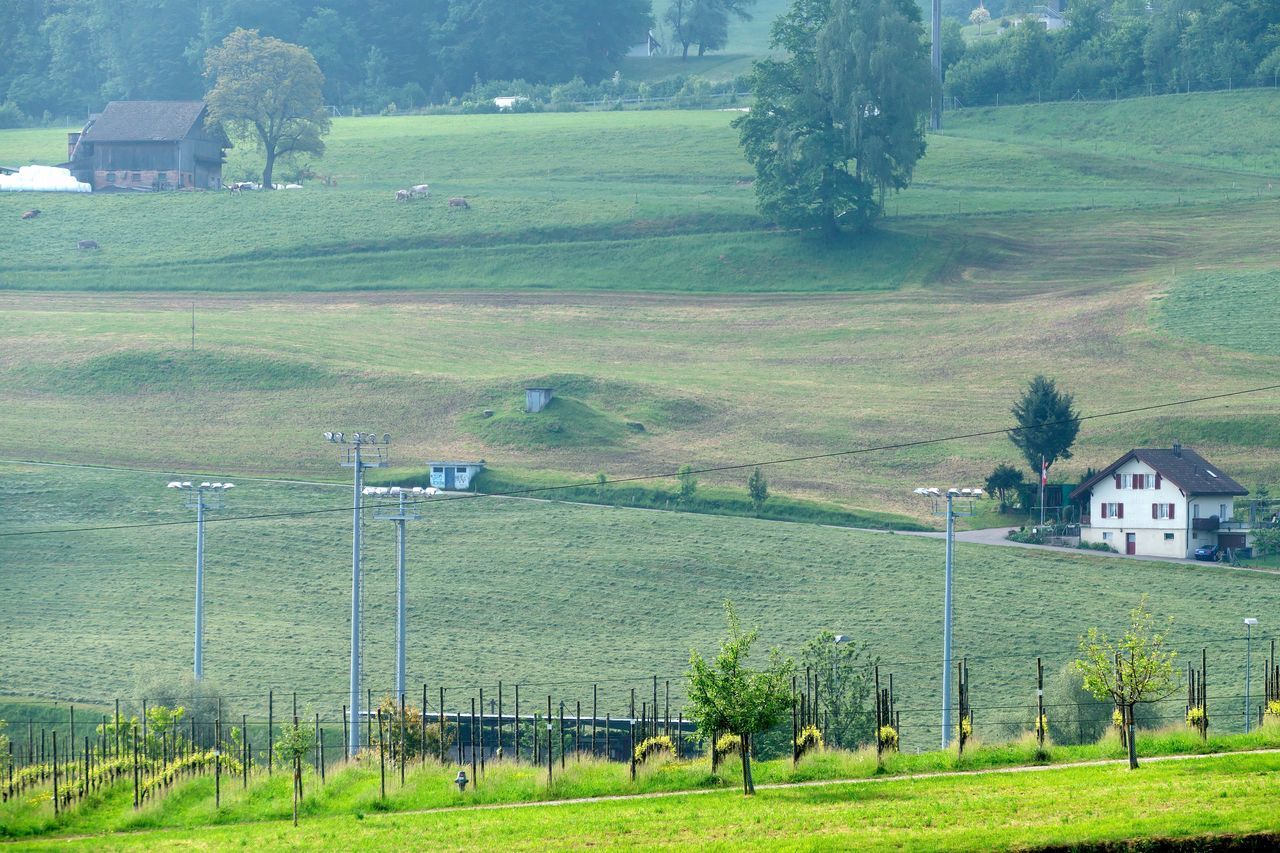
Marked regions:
[331,432,388,757]
[375,490,421,698]
[350,440,364,758]
[919,488,980,748]
[1244,619,1257,733]
[194,489,206,680]
[941,491,954,748]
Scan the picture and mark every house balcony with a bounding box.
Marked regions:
[1193,517,1220,532]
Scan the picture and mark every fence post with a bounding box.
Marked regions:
[268,691,273,775]
[377,709,386,801]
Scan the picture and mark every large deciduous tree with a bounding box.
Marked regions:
[1007,375,1080,476]
[687,602,794,795]
[204,28,330,189]
[734,0,933,237]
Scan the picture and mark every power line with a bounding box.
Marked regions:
[2,382,1278,539]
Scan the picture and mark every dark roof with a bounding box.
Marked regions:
[82,101,212,143]
[1070,446,1248,500]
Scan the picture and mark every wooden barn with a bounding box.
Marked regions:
[66,101,230,191]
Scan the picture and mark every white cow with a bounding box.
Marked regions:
[410,184,430,198]
[395,189,411,201]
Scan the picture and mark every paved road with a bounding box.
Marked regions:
[903,526,1280,574]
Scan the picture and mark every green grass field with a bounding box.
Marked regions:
[7,741,1280,849]
[1,462,1276,735]
[2,91,1280,763]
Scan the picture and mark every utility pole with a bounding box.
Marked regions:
[325,431,389,756]
[372,486,422,698]
[168,480,235,680]
[931,0,942,131]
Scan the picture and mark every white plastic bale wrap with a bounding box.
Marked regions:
[0,164,91,192]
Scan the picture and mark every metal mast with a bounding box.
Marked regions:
[326,431,388,756]
[168,479,234,681]
[373,487,422,698]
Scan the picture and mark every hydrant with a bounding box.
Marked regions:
[454,770,469,792]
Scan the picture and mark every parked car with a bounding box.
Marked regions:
[1193,544,1221,561]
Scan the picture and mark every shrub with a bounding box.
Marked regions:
[634,734,675,764]
[1266,700,1280,719]
[714,732,741,759]
[794,725,823,759]
[1186,706,1206,728]
[878,724,899,751]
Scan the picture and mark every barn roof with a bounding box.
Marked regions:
[1070,445,1248,500]
[83,101,215,143]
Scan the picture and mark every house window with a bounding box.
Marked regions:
[131,172,141,182]
[1164,533,1175,541]
[1100,502,1123,519]
[1193,504,1200,519]
[1220,504,1228,519]
[106,172,115,183]
[1152,503,1175,520]
[1102,532,1113,541]
[432,467,443,473]
[1121,474,1132,489]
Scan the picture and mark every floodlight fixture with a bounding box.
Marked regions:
[1245,617,1259,626]
[834,635,850,644]
[383,434,391,444]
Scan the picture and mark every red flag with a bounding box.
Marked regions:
[1041,457,1048,486]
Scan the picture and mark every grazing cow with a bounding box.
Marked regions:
[395,189,411,201]
[410,184,430,198]
[448,197,470,209]
[424,487,441,496]
[21,209,40,220]
[77,240,99,250]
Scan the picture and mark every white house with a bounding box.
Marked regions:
[1070,443,1249,559]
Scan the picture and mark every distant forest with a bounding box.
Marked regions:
[1,0,1278,125]
[0,0,651,120]
[942,0,1280,105]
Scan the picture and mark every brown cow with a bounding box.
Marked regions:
[448,197,470,209]
[21,209,40,220]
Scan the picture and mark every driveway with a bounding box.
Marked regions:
[902,526,1280,574]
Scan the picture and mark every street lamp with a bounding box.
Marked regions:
[324,431,389,756]
[914,486,984,748]
[1245,617,1259,732]
[368,485,426,699]
[167,480,236,680]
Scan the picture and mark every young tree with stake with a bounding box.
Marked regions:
[274,719,317,826]
[1073,598,1179,769]
[688,602,794,795]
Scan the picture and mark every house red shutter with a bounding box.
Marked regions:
[1118,503,1124,519]
[1168,503,1175,520]
[1114,474,1122,489]
[1100,504,1108,519]
[1155,473,1162,489]
[1152,503,1158,519]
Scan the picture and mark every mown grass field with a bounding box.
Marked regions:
[1,91,1279,751]
[10,746,1280,849]
[1,462,1276,732]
